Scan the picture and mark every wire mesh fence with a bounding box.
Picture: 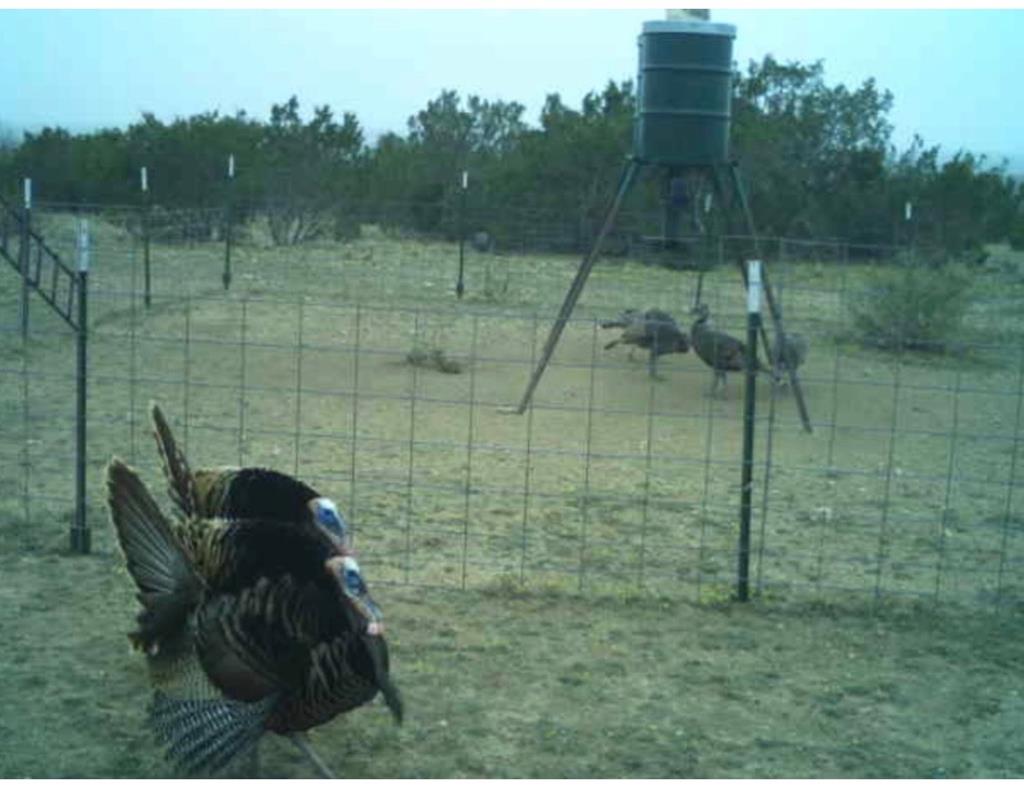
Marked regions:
[2,199,1023,612]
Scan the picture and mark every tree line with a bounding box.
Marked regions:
[1,56,1022,256]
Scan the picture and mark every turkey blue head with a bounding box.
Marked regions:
[325,555,384,636]
[309,497,351,554]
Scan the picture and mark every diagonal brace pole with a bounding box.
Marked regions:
[714,162,813,434]
[511,157,641,414]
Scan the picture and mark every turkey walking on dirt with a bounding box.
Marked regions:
[601,308,691,379]
[690,303,767,397]
[770,331,809,387]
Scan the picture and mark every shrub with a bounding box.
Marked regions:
[331,210,362,242]
[1009,215,1024,252]
[850,262,973,352]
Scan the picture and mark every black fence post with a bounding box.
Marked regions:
[141,166,151,308]
[223,153,234,290]
[456,169,467,298]
[72,218,90,554]
[738,259,762,602]
[905,200,916,265]
[20,178,31,340]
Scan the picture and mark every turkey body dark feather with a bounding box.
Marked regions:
[150,403,351,555]
[107,457,401,777]
[193,467,319,522]
[601,308,690,377]
[690,303,767,396]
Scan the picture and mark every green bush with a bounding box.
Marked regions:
[331,209,362,242]
[850,262,973,352]
[1009,215,1024,252]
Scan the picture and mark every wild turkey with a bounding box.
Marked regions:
[150,403,351,556]
[601,308,690,378]
[690,303,767,396]
[770,331,809,387]
[107,458,402,778]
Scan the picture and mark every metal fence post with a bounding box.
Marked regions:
[20,178,31,340]
[72,218,90,554]
[141,166,151,307]
[738,259,762,602]
[223,153,234,290]
[456,169,467,298]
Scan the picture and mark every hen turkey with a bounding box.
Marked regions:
[601,308,690,378]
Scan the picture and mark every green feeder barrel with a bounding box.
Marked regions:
[634,19,737,166]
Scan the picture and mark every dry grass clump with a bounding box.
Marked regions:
[405,344,464,374]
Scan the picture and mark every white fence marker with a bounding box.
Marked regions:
[747,260,762,314]
[77,219,90,273]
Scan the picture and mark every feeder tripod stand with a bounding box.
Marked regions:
[510,155,813,435]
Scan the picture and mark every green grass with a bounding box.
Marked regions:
[0,555,1021,777]
[2,214,1024,777]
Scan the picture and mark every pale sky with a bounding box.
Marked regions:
[3,6,1023,167]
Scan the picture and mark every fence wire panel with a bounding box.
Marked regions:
[2,204,1023,611]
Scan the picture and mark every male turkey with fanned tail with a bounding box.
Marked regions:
[108,421,401,777]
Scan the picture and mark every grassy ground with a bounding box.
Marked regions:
[0,551,1022,778]
[1,214,1023,777]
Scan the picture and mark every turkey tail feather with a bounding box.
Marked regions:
[151,401,197,517]
[149,691,275,776]
[106,457,202,650]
